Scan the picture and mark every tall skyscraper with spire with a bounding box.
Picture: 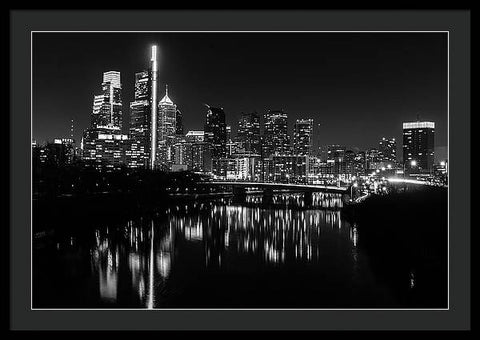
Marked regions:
[157,84,177,168]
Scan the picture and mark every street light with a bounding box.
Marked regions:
[403,159,417,178]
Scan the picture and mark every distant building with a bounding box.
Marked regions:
[33,138,76,167]
[185,130,205,143]
[184,130,208,172]
[175,109,184,136]
[293,119,314,156]
[82,129,128,171]
[204,105,227,168]
[344,150,356,179]
[271,155,309,184]
[379,137,397,166]
[366,148,382,170]
[327,145,346,176]
[354,151,366,176]
[263,110,289,157]
[190,142,208,172]
[172,138,191,168]
[403,121,435,174]
[237,112,261,155]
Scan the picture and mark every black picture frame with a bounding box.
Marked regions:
[9,9,470,331]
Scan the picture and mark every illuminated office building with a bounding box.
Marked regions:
[327,145,346,176]
[366,148,382,170]
[175,109,184,135]
[204,105,227,160]
[82,70,128,171]
[379,137,397,166]
[127,70,151,168]
[403,121,435,174]
[263,110,290,157]
[91,71,123,131]
[237,111,261,155]
[184,131,207,172]
[293,118,314,156]
[271,155,309,184]
[82,129,129,171]
[157,85,177,168]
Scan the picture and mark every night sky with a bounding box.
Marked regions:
[33,32,448,160]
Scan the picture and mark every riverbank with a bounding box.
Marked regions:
[341,186,448,308]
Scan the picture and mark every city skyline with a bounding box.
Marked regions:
[33,33,448,159]
[30,31,450,312]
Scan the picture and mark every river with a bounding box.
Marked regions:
[33,192,405,308]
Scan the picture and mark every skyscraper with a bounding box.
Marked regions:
[237,111,261,155]
[175,109,184,136]
[128,70,151,168]
[157,85,177,168]
[403,121,435,174]
[204,105,227,159]
[327,144,346,176]
[263,110,289,157]
[91,71,122,130]
[82,71,128,171]
[185,130,207,172]
[293,119,314,156]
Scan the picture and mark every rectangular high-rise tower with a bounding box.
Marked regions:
[403,121,435,174]
[237,112,261,155]
[204,105,227,159]
[293,118,314,156]
[91,71,122,130]
[263,110,289,157]
[127,71,151,168]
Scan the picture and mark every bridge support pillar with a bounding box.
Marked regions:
[263,188,274,206]
[304,191,313,208]
[232,186,247,204]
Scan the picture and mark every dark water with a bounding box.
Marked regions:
[33,193,407,309]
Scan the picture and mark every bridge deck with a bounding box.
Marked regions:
[200,181,349,192]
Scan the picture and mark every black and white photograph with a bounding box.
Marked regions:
[7,9,471,331]
[31,31,449,310]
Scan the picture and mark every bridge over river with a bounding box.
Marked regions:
[196,181,350,206]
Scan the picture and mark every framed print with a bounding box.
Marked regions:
[9,9,470,331]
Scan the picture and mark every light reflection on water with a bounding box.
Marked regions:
[245,192,344,209]
[85,194,360,308]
